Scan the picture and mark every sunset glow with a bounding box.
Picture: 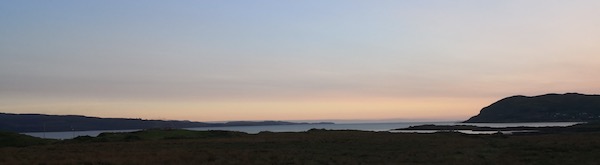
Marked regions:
[1,1,599,122]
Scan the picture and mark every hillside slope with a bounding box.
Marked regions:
[0,113,321,132]
[465,93,600,123]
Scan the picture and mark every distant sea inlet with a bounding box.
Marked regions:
[23,122,580,139]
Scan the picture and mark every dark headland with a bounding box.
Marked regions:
[464,93,600,123]
[396,93,600,135]
[0,113,332,133]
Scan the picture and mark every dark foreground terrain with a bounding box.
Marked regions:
[2,127,600,165]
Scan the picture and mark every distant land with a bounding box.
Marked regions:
[0,113,333,133]
[397,122,600,135]
[465,93,600,123]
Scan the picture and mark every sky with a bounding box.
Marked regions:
[1,0,600,122]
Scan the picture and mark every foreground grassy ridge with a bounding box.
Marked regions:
[0,131,57,148]
[400,122,600,133]
[1,129,600,165]
[67,129,246,142]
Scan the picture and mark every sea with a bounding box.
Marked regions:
[21,121,581,140]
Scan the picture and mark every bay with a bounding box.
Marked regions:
[21,122,581,139]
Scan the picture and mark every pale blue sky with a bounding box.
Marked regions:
[1,1,599,121]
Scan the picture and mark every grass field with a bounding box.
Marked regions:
[1,129,600,165]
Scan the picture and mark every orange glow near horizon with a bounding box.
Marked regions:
[2,1,600,122]
[0,97,497,122]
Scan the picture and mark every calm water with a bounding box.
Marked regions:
[22,122,581,139]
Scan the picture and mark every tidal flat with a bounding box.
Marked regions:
[1,128,600,165]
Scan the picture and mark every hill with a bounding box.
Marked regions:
[465,93,600,123]
[0,113,328,132]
